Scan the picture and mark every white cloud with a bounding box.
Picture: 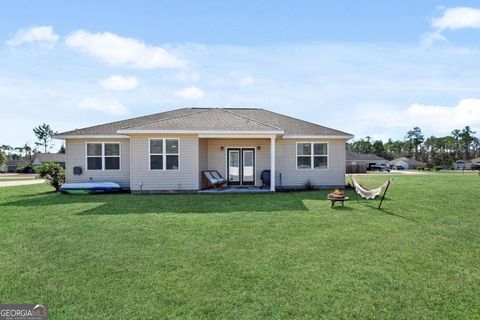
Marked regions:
[77,97,128,115]
[359,98,480,134]
[6,26,59,48]
[238,76,255,87]
[100,75,138,91]
[422,7,480,46]
[420,32,448,47]
[433,7,480,31]
[65,30,187,69]
[174,86,204,100]
[406,98,480,130]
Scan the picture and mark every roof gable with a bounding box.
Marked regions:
[118,108,283,132]
[390,157,426,165]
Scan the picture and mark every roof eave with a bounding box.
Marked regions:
[116,129,285,135]
[282,134,354,139]
[54,134,130,139]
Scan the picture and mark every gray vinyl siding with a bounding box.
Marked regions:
[65,136,347,191]
[129,134,199,191]
[206,139,270,187]
[275,139,346,188]
[65,138,130,188]
[198,138,208,189]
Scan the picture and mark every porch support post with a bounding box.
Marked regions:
[270,136,276,192]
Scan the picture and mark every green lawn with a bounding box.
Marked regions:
[0,174,479,319]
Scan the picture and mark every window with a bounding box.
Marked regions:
[105,143,120,170]
[296,142,328,169]
[87,143,102,170]
[150,139,163,170]
[86,142,121,170]
[313,143,328,169]
[296,143,312,169]
[150,139,179,170]
[166,139,179,170]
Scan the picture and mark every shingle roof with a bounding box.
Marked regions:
[6,159,29,166]
[119,108,282,132]
[453,159,471,163]
[57,107,352,137]
[34,153,66,163]
[389,157,426,165]
[346,151,386,162]
[229,108,351,136]
[57,108,201,136]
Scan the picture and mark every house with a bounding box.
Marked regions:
[54,107,353,192]
[346,151,388,170]
[453,158,480,170]
[32,153,66,168]
[452,160,472,170]
[389,157,426,170]
[471,157,480,170]
[0,159,29,173]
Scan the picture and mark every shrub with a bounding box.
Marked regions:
[36,163,65,192]
[16,164,35,173]
[0,151,5,168]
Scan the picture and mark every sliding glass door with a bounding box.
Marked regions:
[242,149,255,185]
[227,149,240,185]
[227,148,255,185]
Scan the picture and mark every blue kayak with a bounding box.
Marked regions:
[60,182,121,194]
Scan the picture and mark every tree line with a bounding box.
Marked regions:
[0,124,61,167]
[348,126,479,167]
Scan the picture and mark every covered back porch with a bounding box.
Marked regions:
[198,134,277,192]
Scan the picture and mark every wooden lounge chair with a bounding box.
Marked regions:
[202,170,228,189]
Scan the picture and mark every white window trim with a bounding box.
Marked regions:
[85,142,121,171]
[148,138,180,171]
[295,142,329,170]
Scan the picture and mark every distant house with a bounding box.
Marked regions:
[32,153,66,168]
[389,157,426,170]
[0,160,29,173]
[452,160,472,170]
[453,158,480,170]
[346,151,388,169]
[471,157,480,169]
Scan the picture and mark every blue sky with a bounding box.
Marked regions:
[1,1,480,150]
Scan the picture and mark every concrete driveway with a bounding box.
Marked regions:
[0,180,44,188]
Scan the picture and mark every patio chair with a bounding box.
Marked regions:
[202,170,228,189]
